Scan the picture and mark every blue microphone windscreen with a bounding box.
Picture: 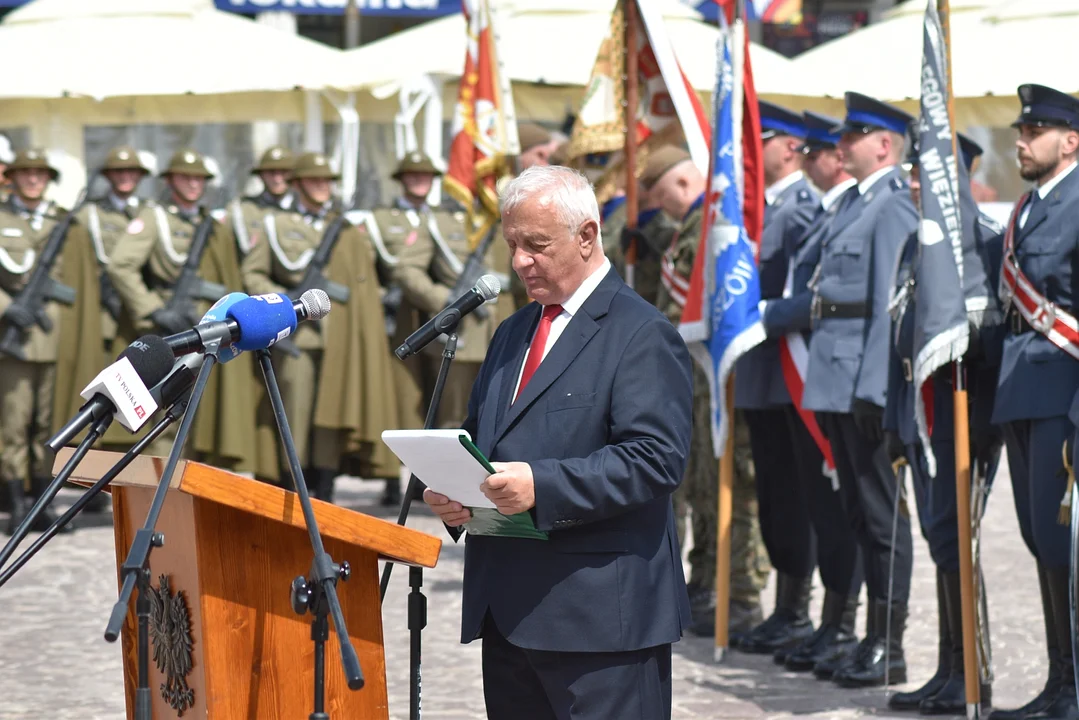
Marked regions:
[201,292,249,363]
[119,335,176,388]
[226,293,298,351]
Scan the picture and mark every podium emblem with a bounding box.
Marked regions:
[148,574,195,715]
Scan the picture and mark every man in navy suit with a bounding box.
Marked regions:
[424,165,694,719]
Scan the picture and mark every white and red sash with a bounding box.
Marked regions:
[1000,192,1079,360]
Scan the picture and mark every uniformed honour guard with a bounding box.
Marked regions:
[763,111,865,676]
[242,151,400,503]
[734,102,822,657]
[883,132,1003,715]
[390,151,512,430]
[643,145,771,639]
[620,178,678,308]
[0,134,12,204]
[801,93,919,687]
[105,148,274,478]
[0,149,104,535]
[229,145,295,258]
[987,84,1079,720]
[81,145,153,356]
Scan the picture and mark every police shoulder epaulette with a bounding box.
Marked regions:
[979,213,1004,234]
[797,189,812,202]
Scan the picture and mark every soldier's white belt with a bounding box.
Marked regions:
[1001,192,1079,361]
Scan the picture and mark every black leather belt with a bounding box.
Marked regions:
[1008,304,1072,335]
[812,297,867,320]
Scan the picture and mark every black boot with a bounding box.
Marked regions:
[816,596,874,680]
[785,590,858,671]
[989,564,1063,719]
[1039,567,1079,720]
[739,573,814,654]
[833,598,907,688]
[890,569,950,710]
[380,477,402,506]
[920,570,993,714]
[3,480,26,536]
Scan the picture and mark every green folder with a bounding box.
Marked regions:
[458,435,548,541]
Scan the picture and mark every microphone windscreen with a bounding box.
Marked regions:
[201,292,250,363]
[226,293,299,351]
[476,274,501,301]
[118,335,176,389]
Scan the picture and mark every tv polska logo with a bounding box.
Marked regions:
[114,369,147,419]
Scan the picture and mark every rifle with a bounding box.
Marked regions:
[275,212,353,357]
[444,220,501,321]
[0,189,89,360]
[160,213,227,327]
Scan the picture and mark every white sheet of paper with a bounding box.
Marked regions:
[381,429,497,509]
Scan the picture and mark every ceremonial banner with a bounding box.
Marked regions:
[567,0,710,187]
[680,17,765,454]
[911,0,987,475]
[444,0,518,248]
[699,0,803,24]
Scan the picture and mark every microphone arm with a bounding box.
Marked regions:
[0,394,189,587]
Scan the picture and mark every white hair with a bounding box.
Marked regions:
[500,165,601,236]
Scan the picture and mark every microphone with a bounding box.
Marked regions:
[163,289,331,357]
[46,335,176,451]
[395,275,501,360]
[194,291,249,364]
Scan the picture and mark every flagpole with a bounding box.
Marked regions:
[712,0,745,664]
[938,0,981,715]
[624,0,640,289]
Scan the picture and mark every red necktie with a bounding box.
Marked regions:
[515,304,563,402]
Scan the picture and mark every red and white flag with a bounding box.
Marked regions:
[444,0,518,247]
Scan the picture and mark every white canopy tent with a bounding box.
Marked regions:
[334,0,804,124]
[0,0,350,204]
[785,0,1079,128]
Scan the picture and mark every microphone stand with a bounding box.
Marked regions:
[255,348,364,719]
[0,413,113,568]
[104,342,220,720]
[0,392,190,587]
[380,331,458,720]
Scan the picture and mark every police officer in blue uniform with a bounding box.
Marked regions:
[735,102,822,656]
[802,92,919,688]
[764,110,867,676]
[988,84,1079,720]
[884,132,1004,714]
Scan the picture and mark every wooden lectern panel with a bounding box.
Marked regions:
[58,450,444,720]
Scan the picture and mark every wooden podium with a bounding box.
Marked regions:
[60,449,442,720]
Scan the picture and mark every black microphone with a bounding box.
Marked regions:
[163,289,331,357]
[46,335,176,452]
[395,274,502,359]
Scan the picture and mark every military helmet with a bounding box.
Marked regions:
[103,145,150,174]
[4,148,59,181]
[252,145,294,174]
[161,148,215,179]
[292,152,340,180]
[392,151,442,180]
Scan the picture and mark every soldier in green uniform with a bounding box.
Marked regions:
[627,181,678,308]
[80,145,152,356]
[0,135,11,204]
[242,151,399,502]
[228,145,294,258]
[390,152,512,429]
[105,149,275,478]
[643,145,771,638]
[0,150,104,534]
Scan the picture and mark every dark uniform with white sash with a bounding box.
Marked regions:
[990,84,1079,720]
[802,93,918,688]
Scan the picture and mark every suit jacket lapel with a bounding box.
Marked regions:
[1018,169,1079,242]
[492,268,619,445]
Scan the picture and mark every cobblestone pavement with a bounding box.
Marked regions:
[0,458,1045,719]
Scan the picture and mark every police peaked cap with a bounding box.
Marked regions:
[836,92,914,136]
[799,111,842,153]
[759,101,807,140]
[1013,83,1079,130]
